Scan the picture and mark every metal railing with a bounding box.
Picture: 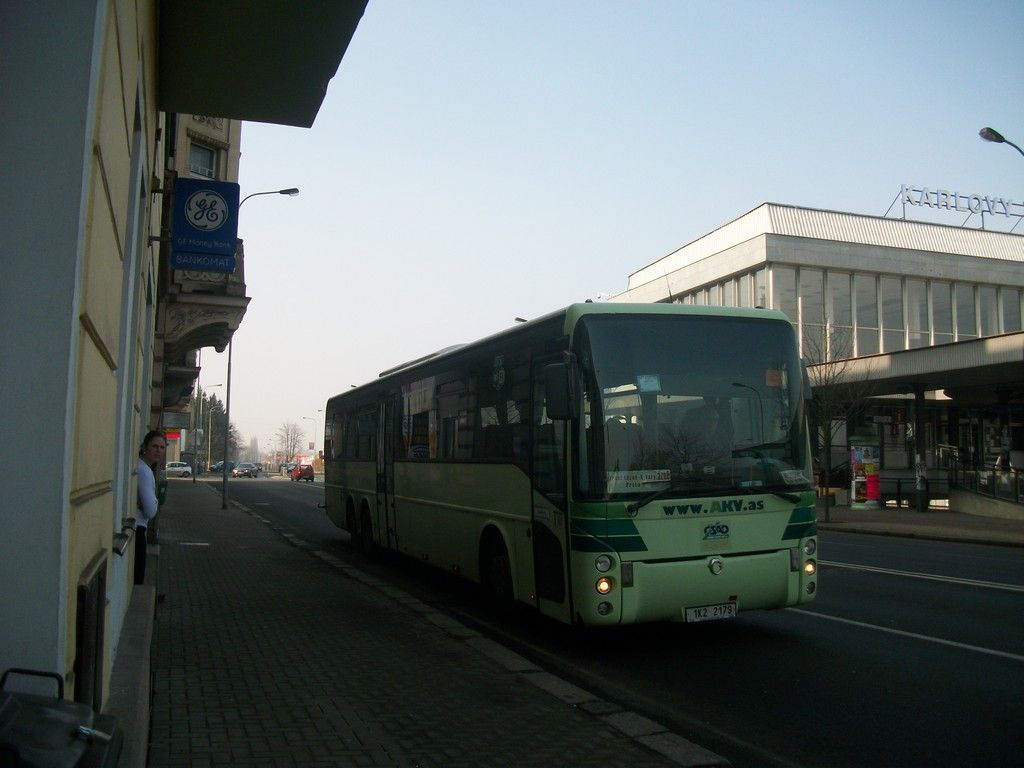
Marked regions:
[951,463,1024,505]
[938,445,1024,505]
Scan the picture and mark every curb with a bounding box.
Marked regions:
[105,581,154,768]
[816,523,1024,548]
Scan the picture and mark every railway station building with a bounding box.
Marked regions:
[611,202,1024,506]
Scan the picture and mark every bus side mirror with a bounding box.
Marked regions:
[544,361,575,420]
[802,364,812,403]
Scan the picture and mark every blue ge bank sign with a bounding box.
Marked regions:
[170,178,240,273]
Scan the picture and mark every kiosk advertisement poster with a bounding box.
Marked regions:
[850,444,880,504]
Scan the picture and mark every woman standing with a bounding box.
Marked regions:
[135,430,166,585]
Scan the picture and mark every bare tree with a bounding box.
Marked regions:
[276,422,305,462]
[804,322,876,522]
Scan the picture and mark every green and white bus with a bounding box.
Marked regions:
[324,303,817,626]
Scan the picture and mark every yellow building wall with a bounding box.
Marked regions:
[65,0,160,703]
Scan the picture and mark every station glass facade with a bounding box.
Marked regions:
[677,268,1022,363]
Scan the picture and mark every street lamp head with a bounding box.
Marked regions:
[240,187,300,207]
[979,127,1006,144]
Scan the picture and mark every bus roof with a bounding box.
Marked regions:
[329,302,791,403]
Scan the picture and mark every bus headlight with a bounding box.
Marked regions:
[596,576,615,595]
[595,554,615,573]
[803,559,817,576]
[803,538,817,556]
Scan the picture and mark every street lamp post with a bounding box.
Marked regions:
[222,187,300,510]
[303,410,323,465]
[979,127,1024,158]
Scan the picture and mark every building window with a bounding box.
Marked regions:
[721,279,737,307]
[907,279,929,348]
[754,268,767,308]
[772,265,797,323]
[978,286,998,336]
[707,283,721,306]
[828,272,853,359]
[880,276,904,352]
[955,283,976,340]
[800,268,824,362]
[1001,288,1022,332]
[854,274,878,355]
[189,143,216,178]
[738,273,752,307]
[933,281,953,345]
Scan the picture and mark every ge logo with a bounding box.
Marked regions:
[703,523,730,540]
[184,190,228,232]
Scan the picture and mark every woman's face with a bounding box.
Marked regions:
[142,437,167,466]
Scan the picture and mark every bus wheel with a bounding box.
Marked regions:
[481,535,513,604]
[358,509,374,555]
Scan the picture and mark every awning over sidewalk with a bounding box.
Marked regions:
[158,0,368,127]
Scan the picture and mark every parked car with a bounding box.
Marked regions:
[165,461,192,478]
[290,463,314,482]
[210,461,235,473]
[232,462,259,478]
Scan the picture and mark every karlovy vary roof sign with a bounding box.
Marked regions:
[901,184,1022,218]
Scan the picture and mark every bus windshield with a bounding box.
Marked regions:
[576,313,812,500]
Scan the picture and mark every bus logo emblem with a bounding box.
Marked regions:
[703,522,730,541]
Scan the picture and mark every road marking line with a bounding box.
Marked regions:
[820,560,1024,593]
[789,609,1024,662]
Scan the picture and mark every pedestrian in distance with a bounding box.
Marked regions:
[135,430,166,585]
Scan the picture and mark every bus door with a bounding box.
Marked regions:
[531,358,572,624]
[377,395,399,550]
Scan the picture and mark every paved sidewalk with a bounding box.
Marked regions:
[146,482,725,768]
[816,500,1024,547]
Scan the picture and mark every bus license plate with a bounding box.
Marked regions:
[685,602,737,623]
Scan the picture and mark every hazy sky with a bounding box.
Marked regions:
[196,1,1024,455]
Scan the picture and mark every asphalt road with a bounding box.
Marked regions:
[222,478,1024,768]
